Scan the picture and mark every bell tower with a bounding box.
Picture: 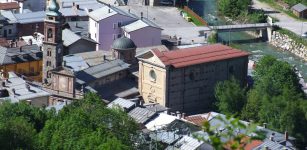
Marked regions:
[43,0,63,84]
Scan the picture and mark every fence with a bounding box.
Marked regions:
[183,6,208,26]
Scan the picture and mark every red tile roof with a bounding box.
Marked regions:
[152,44,249,68]
[244,140,263,150]
[0,2,20,10]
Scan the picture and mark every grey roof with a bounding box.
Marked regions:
[122,19,162,33]
[59,7,87,17]
[67,21,88,36]
[166,135,204,150]
[0,45,42,65]
[253,139,293,150]
[62,29,97,47]
[107,97,136,110]
[89,5,137,21]
[0,72,50,102]
[1,11,17,24]
[14,11,45,24]
[76,59,130,84]
[74,51,106,66]
[291,3,307,12]
[128,107,157,124]
[135,45,168,57]
[112,37,136,50]
[63,54,89,72]
[149,131,181,144]
[144,103,169,113]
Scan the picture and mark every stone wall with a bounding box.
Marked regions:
[270,31,307,61]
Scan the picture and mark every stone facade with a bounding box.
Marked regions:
[270,31,307,61]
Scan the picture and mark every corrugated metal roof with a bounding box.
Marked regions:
[149,131,180,144]
[107,97,136,110]
[62,29,97,47]
[74,51,106,66]
[145,113,177,131]
[170,135,203,150]
[0,45,42,65]
[1,11,17,23]
[15,11,45,24]
[128,107,156,124]
[291,3,307,12]
[253,139,291,150]
[76,59,130,83]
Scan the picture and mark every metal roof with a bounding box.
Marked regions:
[107,97,136,110]
[253,139,293,150]
[67,21,88,36]
[291,3,307,12]
[74,51,106,66]
[89,5,137,21]
[0,45,42,65]
[15,11,45,24]
[122,19,162,33]
[128,107,156,124]
[0,72,50,102]
[63,54,89,72]
[145,113,177,131]
[62,28,97,47]
[76,59,130,83]
[168,135,204,150]
[1,11,17,24]
[149,131,181,144]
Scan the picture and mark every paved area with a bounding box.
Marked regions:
[252,0,307,36]
[119,6,212,44]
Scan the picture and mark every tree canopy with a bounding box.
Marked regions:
[0,93,139,150]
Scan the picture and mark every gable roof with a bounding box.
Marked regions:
[0,45,42,65]
[291,3,307,12]
[89,5,137,21]
[122,18,162,33]
[107,97,136,110]
[62,29,97,47]
[76,59,130,84]
[151,44,249,68]
[15,11,45,24]
[128,107,157,124]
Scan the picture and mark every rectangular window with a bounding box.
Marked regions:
[8,29,12,34]
[118,22,122,27]
[113,34,117,40]
[113,23,116,29]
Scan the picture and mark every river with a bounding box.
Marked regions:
[188,0,307,80]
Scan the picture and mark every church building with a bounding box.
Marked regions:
[137,44,249,114]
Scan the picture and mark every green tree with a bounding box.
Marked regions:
[215,77,246,116]
[37,92,139,150]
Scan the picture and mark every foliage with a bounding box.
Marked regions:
[218,0,251,19]
[37,92,139,150]
[215,77,246,116]
[208,32,217,44]
[0,101,53,149]
[196,115,265,150]
[0,93,139,150]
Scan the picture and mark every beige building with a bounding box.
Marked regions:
[138,44,249,114]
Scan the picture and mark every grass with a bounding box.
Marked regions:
[258,0,307,21]
[179,8,205,26]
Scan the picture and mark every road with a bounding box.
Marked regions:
[252,0,307,36]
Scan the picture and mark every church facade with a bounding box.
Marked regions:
[138,44,249,114]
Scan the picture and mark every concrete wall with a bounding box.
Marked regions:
[126,26,161,48]
[89,14,137,50]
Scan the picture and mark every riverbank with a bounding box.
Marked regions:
[271,31,307,61]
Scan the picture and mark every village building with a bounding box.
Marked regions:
[0,45,42,81]
[291,3,307,18]
[15,11,45,36]
[0,12,17,39]
[0,0,46,12]
[137,44,249,114]
[0,72,50,107]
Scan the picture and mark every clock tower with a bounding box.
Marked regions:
[43,0,63,84]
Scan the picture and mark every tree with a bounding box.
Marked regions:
[215,77,246,116]
[37,93,139,150]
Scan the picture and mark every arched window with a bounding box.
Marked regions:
[47,28,53,39]
[149,70,156,82]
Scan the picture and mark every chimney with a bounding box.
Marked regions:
[26,84,30,91]
[72,2,75,6]
[29,39,32,45]
[263,123,267,128]
[12,88,15,95]
[26,100,32,105]
[75,22,78,27]
[2,81,5,87]
[141,12,143,20]
[285,131,289,141]
[128,9,130,13]
[171,112,175,116]
[191,39,194,45]
[269,133,275,141]
[108,8,111,13]
[19,46,22,52]
[76,4,79,10]
[63,61,67,67]
[264,146,269,150]
[176,111,181,119]
[182,113,186,119]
